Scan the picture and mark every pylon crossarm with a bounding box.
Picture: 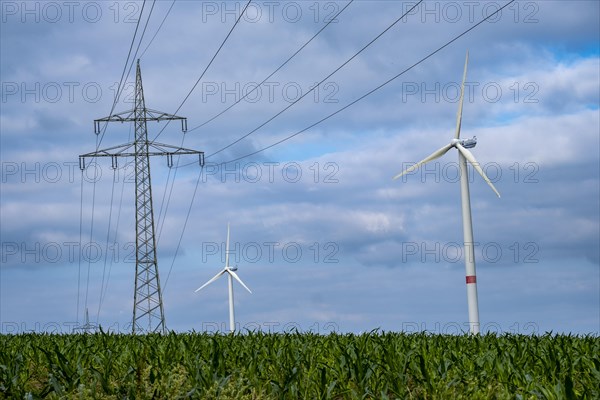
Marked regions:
[79,143,135,169]
[95,109,134,122]
[148,141,204,155]
[144,108,187,122]
[94,109,188,133]
[80,142,136,158]
[80,142,204,169]
[95,108,186,122]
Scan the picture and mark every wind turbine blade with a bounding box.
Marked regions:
[456,143,501,198]
[195,269,226,292]
[393,143,453,180]
[225,223,230,269]
[228,270,252,294]
[454,51,469,140]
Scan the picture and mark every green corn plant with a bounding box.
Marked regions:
[1,331,598,399]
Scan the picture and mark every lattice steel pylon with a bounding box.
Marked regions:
[80,60,204,333]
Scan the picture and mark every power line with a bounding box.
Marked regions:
[118,0,158,99]
[151,0,253,265]
[163,166,204,292]
[97,158,132,319]
[204,0,424,159]
[156,159,176,243]
[96,123,133,320]
[151,0,253,143]
[95,0,149,152]
[156,136,186,246]
[216,0,517,165]
[139,0,177,59]
[76,171,84,325]
[133,0,157,61]
[187,0,354,133]
[83,158,98,320]
[96,167,118,324]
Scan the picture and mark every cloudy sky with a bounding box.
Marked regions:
[1,0,598,335]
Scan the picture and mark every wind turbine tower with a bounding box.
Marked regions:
[79,60,204,333]
[195,223,252,333]
[393,52,500,334]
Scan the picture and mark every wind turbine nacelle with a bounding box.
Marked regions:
[460,136,477,149]
[228,265,238,271]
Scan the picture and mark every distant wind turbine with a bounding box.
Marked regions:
[195,223,252,333]
[393,51,500,335]
[73,308,95,334]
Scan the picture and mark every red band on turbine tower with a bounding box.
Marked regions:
[466,275,477,284]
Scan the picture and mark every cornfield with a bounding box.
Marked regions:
[1,331,598,399]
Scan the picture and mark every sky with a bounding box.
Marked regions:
[1,0,599,335]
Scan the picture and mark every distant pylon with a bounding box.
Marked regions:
[80,60,204,333]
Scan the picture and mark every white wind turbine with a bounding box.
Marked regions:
[393,51,500,335]
[195,223,252,333]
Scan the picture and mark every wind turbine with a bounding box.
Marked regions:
[393,51,500,335]
[195,223,252,333]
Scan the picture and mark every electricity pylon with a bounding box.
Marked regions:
[79,60,204,333]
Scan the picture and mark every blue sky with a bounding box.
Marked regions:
[1,0,599,335]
